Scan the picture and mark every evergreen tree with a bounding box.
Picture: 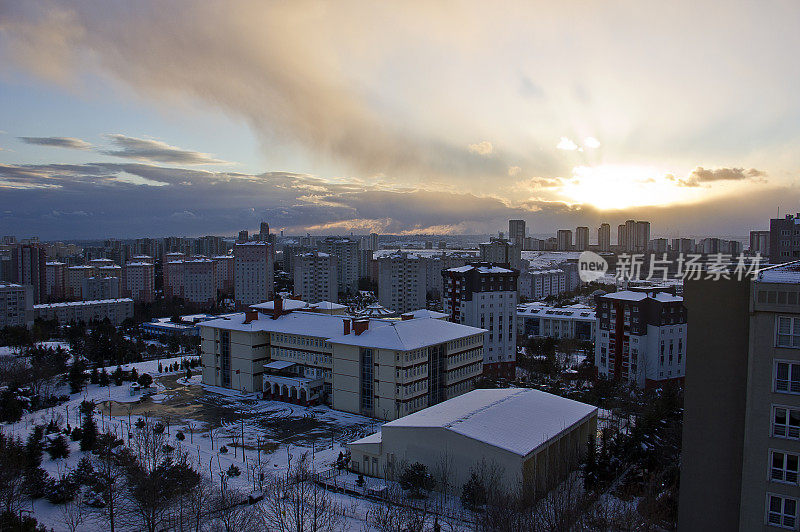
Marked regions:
[99,368,110,387]
[47,434,70,459]
[81,413,98,452]
[24,428,44,469]
[461,471,487,511]
[90,366,99,385]
[68,359,87,394]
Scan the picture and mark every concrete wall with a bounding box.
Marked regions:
[678,278,750,532]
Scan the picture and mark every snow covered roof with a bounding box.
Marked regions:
[264,360,296,370]
[311,301,347,310]
[200,310,351,338]
[251,299,309,311]
[383,388,597,457]
[446,265,514,274]
[357,303,396,317]
[757,261,800,284]
[350,431,382,445]
[601,290,682,303]
[326,318,485,351]
[402,309,448,319]
[517,303,595,319]
[34,298,133,308]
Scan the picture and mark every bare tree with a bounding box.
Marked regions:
[60,487,87,532]
[261,454,344,532]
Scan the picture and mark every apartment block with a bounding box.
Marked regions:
[377,252,426,314]
[123,261,155,302]
[317,237,361,293]
[771,215,800,263]
[0,282,34,329]
[442,263,519,376]
[598,223,611,252]
[517,302,596,341]
[234,242,274,308]
[294,251,338,303]
[34,298,134,326]
[594,288,686,388]
[44,261,66,302]
[680,262,800,531]
[479,238,522,270]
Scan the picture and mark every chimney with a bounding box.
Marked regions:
[343,318,351,335]
[272,295,283,320]
[243,310,259,324]
[353,318,369,335]
[400,312,413,320]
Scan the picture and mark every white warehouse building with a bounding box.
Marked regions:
[347,388,597,496]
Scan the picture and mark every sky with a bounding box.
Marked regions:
[0,0,799,240]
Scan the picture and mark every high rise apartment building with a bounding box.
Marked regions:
[377,252,426,314]
[575,227,589,251]
[680,263,800,531]
[44,261,66,302]
[479,238,522,270]
[0,282,34,329]
[123,261,155,302]
[442,263,519,376]
[557,229,573,251]
[508,219,526,250]
[294,251,338,303]
[234,242,274,307]
[598,223,611,252]
[318,237,361,293]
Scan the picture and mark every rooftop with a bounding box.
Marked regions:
[375,388,597,456]
[326,317,485,351]
[757,261,800,284]
[600,290,682,303]
[251,299,309,311]
[34,298,133,308]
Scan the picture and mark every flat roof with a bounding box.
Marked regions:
[251,299,309,311]
[264,360,296,370]
[383,388,597,457]
[757,261,800,284]
[326,317,485,351]
[34,298,133,308]
[601,290,682,303]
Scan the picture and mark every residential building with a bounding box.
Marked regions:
[234,242,274,307]
[194,235,225,257]
[0,282,34,329]
[750,230,770,257]
[183,258,217,306]
[34,298,134,326]
[44,261,66,302]
[377,252,426,314]
[509,219,526,250]
[213,255,235,294]
[679,262,800,531]
[635,221,651,252]
[81,276,120,301]
[347,388,597,496]
[575,227,589,251]
[671,238,696,254]
[557,229,573,251]
[199,302,485,420]
[11,243,47,304]
[522,268,567,300]
[294,251,338,303]
[594,288,686,388]
[598,223,611,252]
[442,263,519,376]
[770,214,800,263]
[648,238,669,253]
[479,238,522,270]
[66,265,94,299]
[318,237,361,293]
[517,302,596,341]
[124,261,155,302]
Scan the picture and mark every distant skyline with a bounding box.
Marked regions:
[1,1,799,239]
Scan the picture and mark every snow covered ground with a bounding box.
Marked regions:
[2,353,383,531]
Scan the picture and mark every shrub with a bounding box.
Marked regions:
[219,445,228,454]
[227,464,241,477]
[138,373,153,388]
[47,435,70,460]
[399,462,435,498]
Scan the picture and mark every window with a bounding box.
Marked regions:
[772,451,800,484]
[773,406,800,439]
[778,316,800,348]
[768,494,798,529]
[776,361,800,393]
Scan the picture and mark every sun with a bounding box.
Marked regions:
[558,164,697,210]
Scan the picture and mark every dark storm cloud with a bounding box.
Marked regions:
[18,136,92,150]
[676,166,768,187]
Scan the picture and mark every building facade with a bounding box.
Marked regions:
[443,263,518,376]
[34,298,134,326]
[595,288,686,388]
[234,242,274,307]
[377,252,426,314]
[294,251,338,303]
[0,282,34,328]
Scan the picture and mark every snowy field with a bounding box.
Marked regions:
[1,354,389,531]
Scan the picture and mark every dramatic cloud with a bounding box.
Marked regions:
[18,136,92,150]
[100,134,229,165]
[677,167,767,187]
